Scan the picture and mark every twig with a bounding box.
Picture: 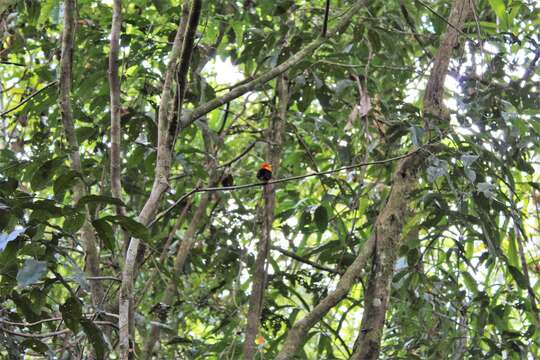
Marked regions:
[217,140,257,168]
[0,317,62,328]
[416,0,477,45]
[0,81,58,117]
[271,246,342,274]
[0,61,25,66]
[0,326,70,339]
[87,276,121,282]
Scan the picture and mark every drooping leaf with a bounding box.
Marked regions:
[92,219,115,252]
[313,206,328,233]
[31,157,64,191]
[81,318,106,360]
[60,296,82,332]
[53,170,82,201]
[17,259,48,287]
[507,265,528,290]
[102,215,148,239]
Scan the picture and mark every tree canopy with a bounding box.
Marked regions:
[1,0,539,359]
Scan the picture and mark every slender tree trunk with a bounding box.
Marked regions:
[243,75,288,360]
[109,0,121,204]
[107,0,130,255]
[118,1,195,357]
[59,0,104,308]
[351,0,472,358]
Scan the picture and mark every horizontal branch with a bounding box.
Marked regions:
[150,147,423,227]
[0,326,69,339]
[0,61,25,66]
[0,317,62,328]
[87,276,121,282]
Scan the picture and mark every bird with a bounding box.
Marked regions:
[256,162,273,182]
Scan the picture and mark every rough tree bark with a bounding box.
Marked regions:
[58,0,104,308]
[242,75,288,360]
[351,0,472,359]
[108,0,121,204]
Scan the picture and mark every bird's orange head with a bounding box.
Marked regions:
[260,162,272,172]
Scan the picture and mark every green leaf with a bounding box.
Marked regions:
[31,157,64,191]
[20,339,49,354]
[462,271,478,294]
[488,0,506,20]
[17,259,48,287]
[102,215,148,239]
[92,219,115,252]
[37,0,58,25]
[76,195,126,210]
[75,126,98,143]
[27,200,63,217]
[64,213,86,234]
[81,318,106,360]
[151,0,170,11]
[60,296,82,332]
[299,210,312,234]
[507,265,528,289]
[53,170,82,201]
[313,206,328,233]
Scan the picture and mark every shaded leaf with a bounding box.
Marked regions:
[76,195,125,210]
[81,318,106,360]
[92,219,115,252]
[313,206,328,233]
[60,296,82,332]
[507,265,528,289]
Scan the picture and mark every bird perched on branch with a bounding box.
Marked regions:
[257,162,273,182]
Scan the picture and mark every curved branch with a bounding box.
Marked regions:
[180,0,369,129]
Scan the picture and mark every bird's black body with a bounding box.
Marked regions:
[256,168,272,182]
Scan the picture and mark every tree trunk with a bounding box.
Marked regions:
[351,0,472,358]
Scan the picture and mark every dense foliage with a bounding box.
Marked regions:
[1,0,539,358]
